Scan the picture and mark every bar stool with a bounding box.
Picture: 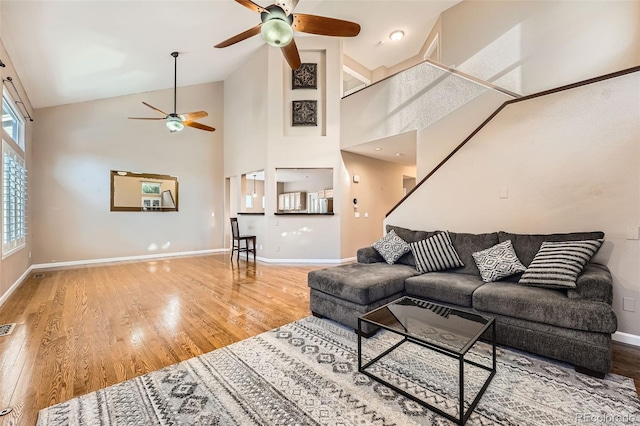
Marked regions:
[230,217,256,262]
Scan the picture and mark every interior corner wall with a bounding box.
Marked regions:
[0,39,33,302]
[340,152,409,259]
[440,0,640,95]
[386,73,640,336]
[31,82,225,264]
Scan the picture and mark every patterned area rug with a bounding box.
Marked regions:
[38,316,639,425]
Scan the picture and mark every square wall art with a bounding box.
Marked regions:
[292,100,317,126]
[292,63,317,89]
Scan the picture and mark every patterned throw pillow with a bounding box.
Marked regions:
[409,231,464,273]
[519,239,603,289]
[371,229,411,265]
[472,240,526,282]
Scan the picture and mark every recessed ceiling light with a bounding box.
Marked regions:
[389,30,405,42]
[374,147,382,151]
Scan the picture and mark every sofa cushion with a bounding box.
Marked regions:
[448,232,499,276]
[498,231,605,267]
[472,281,617,333]
[386,225,439,266]
[410,231,464,273]
[308,263,418,305]
[357,246,384,264]
[567,263,613,304]
[405,273,485,307]
[472,240,526,282]
[519,239,603,289]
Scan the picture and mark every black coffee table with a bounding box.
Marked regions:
[358,297,496,426]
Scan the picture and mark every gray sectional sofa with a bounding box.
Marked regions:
[308,225,617,377]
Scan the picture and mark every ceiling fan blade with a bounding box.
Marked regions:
[235,0,269,14]
[142,102,169,116]
[179,111,208,121]
[275,0,299,15]
[127,117,165,120]
[281,38,301,70]
[292,14,361,37]
[184,121,216,132]
[215,24,263,48]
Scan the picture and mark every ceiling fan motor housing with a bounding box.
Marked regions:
[261,5,294,47]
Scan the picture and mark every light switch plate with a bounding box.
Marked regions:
[355,212,360,218]
[623,298,636,312]
[499,187,509,199]
[626,226,639,240]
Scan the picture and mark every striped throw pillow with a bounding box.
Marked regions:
[519,239,603,289]
[410,231,464,273]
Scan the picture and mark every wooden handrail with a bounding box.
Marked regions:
[386,65,640,218]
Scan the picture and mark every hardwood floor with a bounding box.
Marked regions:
[0,253,638,425]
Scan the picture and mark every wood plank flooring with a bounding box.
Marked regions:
[0,253,638,425]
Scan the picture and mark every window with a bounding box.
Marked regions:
[2,92,25,151]
[141,182,161,195]
[3,141,27,255]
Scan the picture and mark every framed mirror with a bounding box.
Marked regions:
[110,170,179,212]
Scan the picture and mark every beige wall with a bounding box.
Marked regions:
[387,73,640,336]
[439,0,640,94]
[340,152,415,258]
[32,82,225,263]
[0,38,34,303]
[241,175,265,213]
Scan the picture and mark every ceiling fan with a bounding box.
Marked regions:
[214,0,360,70]
[128,52,215,133]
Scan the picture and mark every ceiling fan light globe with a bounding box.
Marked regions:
[261,19,293,47]
[166,116,184,132]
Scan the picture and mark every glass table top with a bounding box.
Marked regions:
[361,296,492,354]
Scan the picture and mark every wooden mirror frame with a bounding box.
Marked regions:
[110,170,179,212]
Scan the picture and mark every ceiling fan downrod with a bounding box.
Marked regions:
[171,52,179,115]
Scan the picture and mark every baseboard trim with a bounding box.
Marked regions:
[0,265,34,307]
[255,256,349,264]
[612,331,640,347]
[31,249,228,270]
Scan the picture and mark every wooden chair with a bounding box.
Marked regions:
[230,217,256,262]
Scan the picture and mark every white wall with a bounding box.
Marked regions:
[387,72,640,336]
[223,47,269,179]
[341,60,513,152]
[265,37,343,261]
[416,88,512,179]
[224,37,344,261]
[32,82,225,263]
[440,0,640,95]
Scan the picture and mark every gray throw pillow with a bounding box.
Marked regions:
[371,229,411,265]
[472,240,526,282]
[519,239,603,289]
[410,231,464,274]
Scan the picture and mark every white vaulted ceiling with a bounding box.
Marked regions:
[0,0,459,108]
